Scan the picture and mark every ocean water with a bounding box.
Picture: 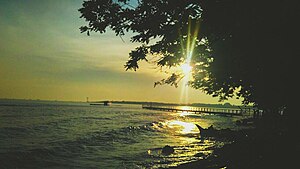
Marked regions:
[0,100,243,168]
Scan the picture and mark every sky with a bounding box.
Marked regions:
[0,0,241,105]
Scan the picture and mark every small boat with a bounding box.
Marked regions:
[103,101,111,106]
[90,101,111,106]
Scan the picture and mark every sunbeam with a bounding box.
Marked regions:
[179,18,200,104]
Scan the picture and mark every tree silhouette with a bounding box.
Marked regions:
[79,0,296,117]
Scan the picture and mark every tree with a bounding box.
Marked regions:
[79,0,296,116]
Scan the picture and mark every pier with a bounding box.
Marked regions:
[142,105,254,116]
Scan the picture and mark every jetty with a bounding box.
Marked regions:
[142,105,255,117]
[89,100,111,106]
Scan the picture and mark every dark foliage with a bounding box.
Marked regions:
[79,0,297,116]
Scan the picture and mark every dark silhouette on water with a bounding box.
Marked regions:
[103,101,111,106]
[161,145,175,155]
[195,123,241,139]
[90,100,111,106]
[195,124,214,137]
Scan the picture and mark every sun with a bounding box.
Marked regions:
[181,63,192,75]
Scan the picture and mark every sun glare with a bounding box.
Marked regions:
[179,17,200,104]
[179,111,189,117]
[168,120,197,134]
[180,62,192,104]
[181,63,192,75]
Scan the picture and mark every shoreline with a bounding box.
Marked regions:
[170,117,294,169]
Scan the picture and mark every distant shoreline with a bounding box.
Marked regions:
[0,98,249,109]
[0,98,84,103]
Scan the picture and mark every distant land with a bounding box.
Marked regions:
[0,98,81,103]
[0,98,250,109]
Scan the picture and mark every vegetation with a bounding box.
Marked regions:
[79,0,296,117]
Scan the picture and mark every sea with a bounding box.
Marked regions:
[0,99,245,169]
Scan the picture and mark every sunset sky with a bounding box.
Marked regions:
[0,0,241,105]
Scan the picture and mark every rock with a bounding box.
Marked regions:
[162,145,174,155]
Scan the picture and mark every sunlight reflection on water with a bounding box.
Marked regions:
[0,101,240,169]
[144,117,215,168]
[167,120,198,134]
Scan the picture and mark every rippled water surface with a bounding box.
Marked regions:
[0,100,243,168]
